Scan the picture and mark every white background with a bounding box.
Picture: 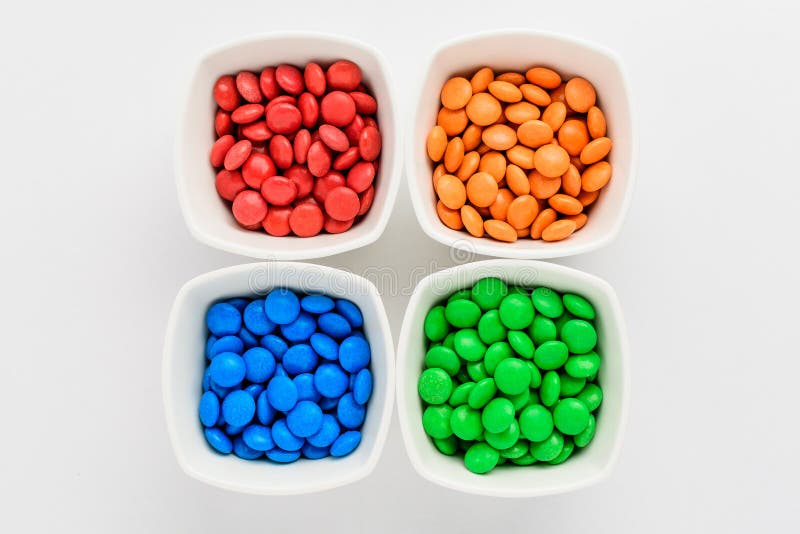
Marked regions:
[1,0,798,531]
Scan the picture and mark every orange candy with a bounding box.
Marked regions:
[466,93,502,126]
[542,219,578,241]
[461,205,485,237]
[441,77,473,110]
[530,208,558,239]
[436,174,466,209]
[564,77,596,113]
[548,193,583,215]
[444,137,464,173]
[467,172,500,207]
[517,120,553,148]
[436,200,463,230]
[489,188,515,220]
[437,107,468,136]
[507,195,539,229]
[533,144,570,178]
[484,219,518,242]
[580,137,612,165]
[479,151,507,181]
[558,119,590,156]
[581,161,612,192]
[427,125,447,161]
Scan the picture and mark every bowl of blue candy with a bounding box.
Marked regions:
[162,262,395,495]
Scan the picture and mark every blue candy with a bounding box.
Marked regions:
[244,383,264,399]
[307,414,340,448]
[274,364,288,378]
[318,396,339,411]
[330,430,362,457]
[222,390,256,427]
[282,344,318,375]
[350,330,365,339]
[233,436,263,459]
[337,393,366,429]
[243,300,275,336]
[243,347,276,383]
[301,443,329,459]
[294,373,321,402]
[266,375,298,412]
[202,367,212,391]
[265,289,300,325]
[339,336,371,373]
[271,419,304,451]
[209,352,246,387]
[238,327,259,348]
[226,424,245,435]
[300,294,335,314]
[309,332,339,361]
[314,363,349,398]
[281,312,316,342]
[261,334,289,359]
[204,427,233,454]
[353,369,373,405]
[266,448,301,463]
[335,299,364,328]
[242,424,274,451]
[205,335,218,359]
[287,400,324,437]
[210,381,232,398]
[318,312,352,339]
[206,303,242,336]
[198,391,220,427]
[209,335,244,358]
[256,390,276,425]
[226,298,250,311]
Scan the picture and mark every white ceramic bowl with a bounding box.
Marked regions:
[407,30,637,259]
[175,33,402,260]
[396,259,629,497]
[162,262,395,495]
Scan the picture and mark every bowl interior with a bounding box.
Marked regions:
[409,32,634,258]
[163,263,394,495]
[177,35,399,259]
[397,260,628,497]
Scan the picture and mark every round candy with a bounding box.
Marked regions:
[540,371,561,406]
[531,287,564,318]
[261,334,289,358]
[485,419,519,450]
[238,327,258,348]
[244,383,264,398]
[574,414,596,447]
[242,424,274,451]
[467,377,497,409]
[560,319,597,354]
[271,418,304,451]
[519,404,554,442]
[221,390,256,427]
[564,353,601,378]
[314,363,349,398]
[310,332,339,360]
[280,312,316,342]
[261,176,298,206]
[318,312,352,338]
[445,299,482,328]
[450,405,482,440]
[337,393,366,429]
[498,293,534,330]
[294,373,321,402]
[531,430,564,461]
[256,390,276,425]
[425,345,460,376]
[424,306,448,342]
[493,358,530,395]
[302,443,330,460]
[422,405,453,439]
[206,303,242,336]
[282,344,318,375]
[208,335,244,358]
[231,190,267,226]
[242,347,276,383]
[265,102,302,134]
[198,391,220,427]
[233,437,263,459]
[324,186,360,221]
[320,91,356,127]
[553,398,591,435]
[265,288,300,325]
[204,427,233,454]
[530,315,557,345]
[453,329,486,361]
[562,293,596,320]
[352,369,373,405]
[289,203,325,237]
[330,430,362,457]
[287,400,324,437]
[338,335,370,372]
[301,294,335,314]
[576,383,603,411]
[534,341,569,370]
[335,299,363,327]
[477,310,506,344]
[464,442,499,474]
[471,277,508,310]
[266,375,298,412]
[308,414,341,448]
[418,368,453,405]
[266,448,301,463]
[481,397,515,433]
[327,60,362,91]
[209,352,246,387]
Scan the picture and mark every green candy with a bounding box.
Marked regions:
[562,293,596,320]
[529,315,557,345]
[481,397,515,433]
[433,435,458,455]
[547,437,574,465]
[443,332,456,350]
[533,340,569,370]
[494,358,531,395]
[448,382,475,406]
[448,288,473,302]
[559,373,586,397]
[422,405,453,439]
[577,383,603,411]
[445,298,482,328]
[499,440,529,459]
[565,352,601,378]
[466,360,488,382]
[508,330,534,358]
[418,368,453,404]
[519,404,554,442]
[424,306,449,342]
[464,442,500,474]
[526,361,542,388]
[498,293,535,330]
[505,388,530,412]
[555,312,575,337]
[453,329,486,361]
[484,341,512,374]
[540,370,560,407]
[553,398,591,435]
[450,404,483,440]
[477,310,507,344]
[511,453,537,465]
[471,277,508,310]
[467,377,496,409]
[530,430,564,461]
[425,345,461,376]
[485,419,520,450]
[531,287,564,318]
[560,319,597,354]
[574,414,596,447]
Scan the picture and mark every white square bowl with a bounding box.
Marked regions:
[162,262,395,495]
[406,30,637,259]
[175,33,402,260]
[395,259,630,497]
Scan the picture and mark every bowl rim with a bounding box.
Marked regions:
[395,258,630,497]
[162,261,396,495]
[405,28,639,260]
[174,31,403,261]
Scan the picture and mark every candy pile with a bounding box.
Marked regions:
[199,289,372,462]
[427,67,612,243]
[211,60,382,237]
[418,277,602,473]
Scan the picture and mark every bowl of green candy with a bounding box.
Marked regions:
[395,259,629,497]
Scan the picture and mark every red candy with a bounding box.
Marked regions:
[320,91,356,127]
[232,190,267,226]
[210,60,382,237]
